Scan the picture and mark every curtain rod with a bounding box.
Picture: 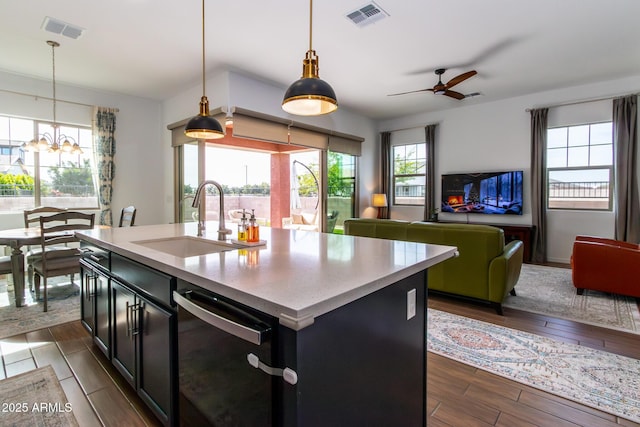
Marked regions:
[525,92,639,112]
[0,88,119,112]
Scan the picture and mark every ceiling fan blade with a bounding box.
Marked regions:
[387,88,431,97]
[442,90,466,100]
[445,70,477,89]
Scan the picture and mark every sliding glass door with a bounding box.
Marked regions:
[174,137,357,234]
[327,151,356,233]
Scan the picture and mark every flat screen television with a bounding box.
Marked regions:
[441,171,523,215]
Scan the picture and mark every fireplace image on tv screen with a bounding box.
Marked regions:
[441,171,523,215]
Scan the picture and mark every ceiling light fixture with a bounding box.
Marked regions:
[184,0,224,140]
[282,0,338,116]
[23,41,83,155]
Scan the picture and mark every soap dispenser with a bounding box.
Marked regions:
[248,209,260,243]
[237,209,248,241]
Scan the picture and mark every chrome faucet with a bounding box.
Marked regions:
[192,180,232,240]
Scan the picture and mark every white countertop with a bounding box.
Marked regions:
[76,222,457,330]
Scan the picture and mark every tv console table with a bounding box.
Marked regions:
[440,221,535,263]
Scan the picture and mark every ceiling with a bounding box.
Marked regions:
[1,0,639,121]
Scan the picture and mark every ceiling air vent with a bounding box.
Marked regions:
[346,2,389,28]
[41,16,85,40]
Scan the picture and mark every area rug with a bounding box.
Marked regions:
[0,365,79,426]
[0,278,80,340]
[503,264,640,334]
[427,308,640,423]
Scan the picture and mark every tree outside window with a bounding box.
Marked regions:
[0,114,98,212]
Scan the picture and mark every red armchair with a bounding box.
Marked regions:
[571,235,640,297]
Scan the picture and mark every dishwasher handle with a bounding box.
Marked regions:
[173,290,270,345]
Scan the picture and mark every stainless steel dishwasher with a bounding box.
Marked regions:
[173,285,279,426]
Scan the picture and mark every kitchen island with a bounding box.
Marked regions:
[76,222,457,427]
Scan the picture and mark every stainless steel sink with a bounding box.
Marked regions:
[131,236,243,258]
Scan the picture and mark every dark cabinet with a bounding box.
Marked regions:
[80,259,111,358]
[94,270,110,355]
[138,298,174,421]
[493,224,534,263]
[80,262,95,334]
[110,256,177,426]
[112,278,174,421]
[112,279,137,386]
[81,246,176,427]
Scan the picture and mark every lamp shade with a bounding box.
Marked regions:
[185,95,224,140]
[371,193,388,208]
[282,76,338,116]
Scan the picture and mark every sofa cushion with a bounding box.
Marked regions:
[301,212,317,226]
[343,218,410,240]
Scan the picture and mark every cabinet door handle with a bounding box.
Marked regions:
[125,301,131,337]
[247,353,298,385]
[173,290,270,345]
[126,301,141,339]
[138,301,146,336]
[132,302,142,337]
[85,273,96,300]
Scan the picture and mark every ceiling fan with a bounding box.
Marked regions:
[388,68,477,100]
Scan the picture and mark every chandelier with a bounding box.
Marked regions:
[22,40,83,154]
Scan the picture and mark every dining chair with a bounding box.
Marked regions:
[23,206,67,291]
[0,254,12,278]
[119,205,137,227]
[32,211,95,312]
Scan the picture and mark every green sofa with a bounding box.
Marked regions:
[343,219,524,314]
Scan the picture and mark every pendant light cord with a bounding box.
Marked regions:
[308,0,313,52]
[48,40,60,140]
[52,43,56,125]
[201,0,206,97]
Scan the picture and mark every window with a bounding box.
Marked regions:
[392,143,425,205]
[327,151,357,232]
[0,114,97,212]
[546,122,613,210]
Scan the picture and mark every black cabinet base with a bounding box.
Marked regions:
[280,271,427,427]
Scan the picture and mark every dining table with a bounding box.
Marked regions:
[0,227,45,307]
[0,226,107,307]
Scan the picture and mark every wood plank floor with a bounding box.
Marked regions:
[2,272,639,426]
[428,293,640,427]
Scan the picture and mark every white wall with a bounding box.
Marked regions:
[378,75,640,263]
[0,70,164,227]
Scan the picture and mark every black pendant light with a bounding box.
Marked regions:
[185,0,224,139]
[282,0,338,116]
